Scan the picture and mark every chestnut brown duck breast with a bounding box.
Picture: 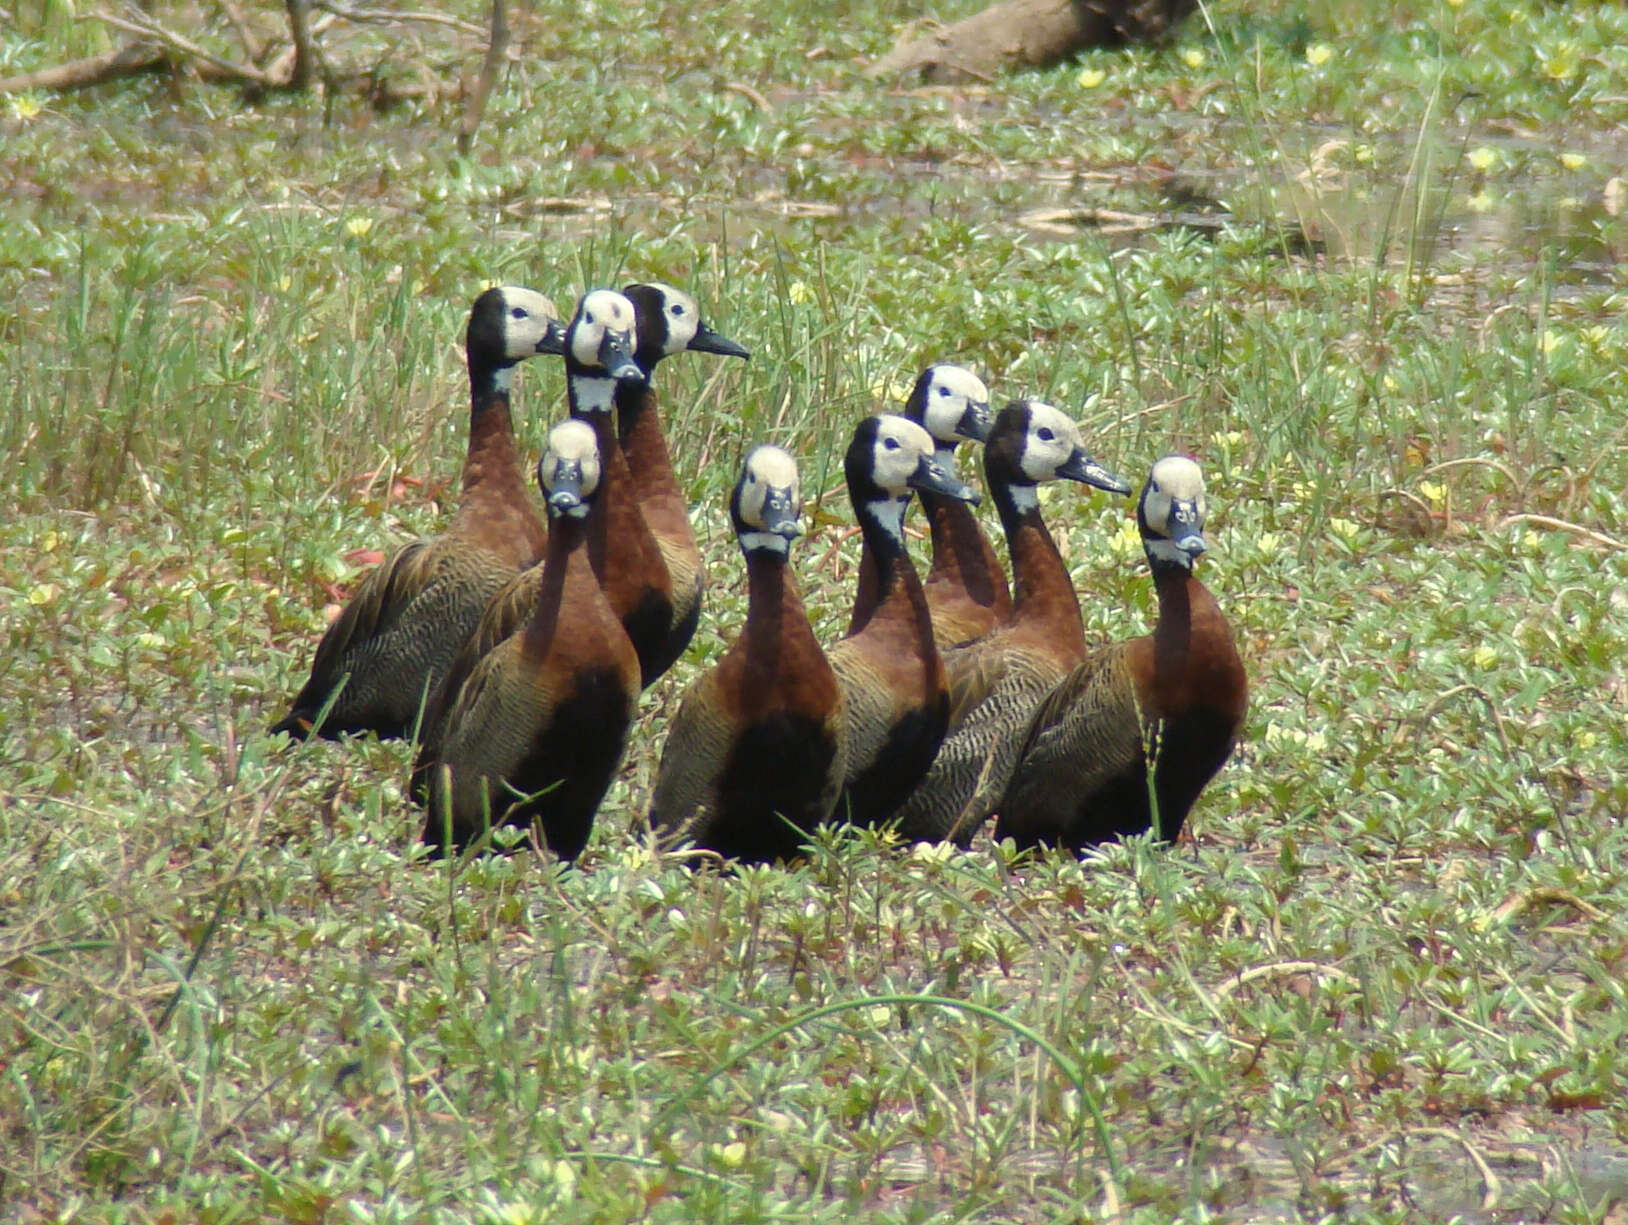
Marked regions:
[421,417,641,859]
[649,445,847,863]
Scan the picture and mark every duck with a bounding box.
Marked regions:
[849,364,1010,648]
[827,414,979,829]
[270,285,565,741]
[421,418,641,859]
[648,445,847,863]
[617,282,750,682]
[411,289,645,796]
[889,399,1131,843]
[962,455,1247,851]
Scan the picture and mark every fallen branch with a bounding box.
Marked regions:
[0,42,163,93]
[3,1,484,106]
[90,8,278,85]
[1479,886,1610,929]
[722,80,771,113]
[1377,487,1438,537]
[1018,204,1229,239]
[1212,960,1357,1001]
[313,0,487,37]
[871,0,1195,84]
[262,11,336,85]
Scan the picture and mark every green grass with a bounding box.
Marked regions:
[3,0,1628,1219]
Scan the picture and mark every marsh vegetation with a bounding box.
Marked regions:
[3,0,1627,1218]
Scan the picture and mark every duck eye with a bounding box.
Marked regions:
[883,437,900,451]
[1037,427,1055,442]
[510,307,528,319]
[937,385,951,396]
[584,313,595,326]
[671,303,686,316]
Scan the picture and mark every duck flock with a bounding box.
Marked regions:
[271,283,1248,865]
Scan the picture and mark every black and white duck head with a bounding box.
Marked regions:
[989,399,1131,514]
[731,444,803,558]
[538,418,602,521]
[623,282,751,375]
[846,413,979,545]
[905,364,992,460]
[1138,455,1209,572]
[466,286,567,390]
[564,289,644,413]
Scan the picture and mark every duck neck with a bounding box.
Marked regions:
[850,491,932,642]
[744,545,789,619]
[615,378,680,496]
[461,360,532,506]
[1150,557,1231,685]
[521,510,588,653]
[567,376,624,577]
[1150,562,1194,677]
[921,448,992,585]
[738,547,821,718]
[992,475,1083,634]
[614,368,654,441]
[921,444,967,573]
[741,545,788,649]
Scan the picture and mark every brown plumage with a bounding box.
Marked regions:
[827,414,979,828]
[270,286,564,741]
[850,364,1011,648]
[617,282,750,683]
[964,456,1247,851]
[889,400,1131,843]
[416,284,746,775]
[421,419,640,859]
[649,446,847,862]
[412,289,645,798]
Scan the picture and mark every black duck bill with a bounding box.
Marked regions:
[1058,449,1131,495]
[909,454,980,504]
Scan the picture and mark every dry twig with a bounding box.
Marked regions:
[214,0,265,61]
[1499,513,1627,552]
[284,0,314,89]
[1212,960,1357,1000]
[312,0,486,36]
[458,0,507,155]
[90,8,277,85]
[3,0,475,100]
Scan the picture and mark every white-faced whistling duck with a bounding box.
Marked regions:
[891,399,1131,843]
[960,455,1246,852]
[618,282,750,683]
[850,364,1010,648]
[826,414,979,829]
[421,418,641,859]
[411,290,645,796]
[648,445,847,863]
[270,286,564,741]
